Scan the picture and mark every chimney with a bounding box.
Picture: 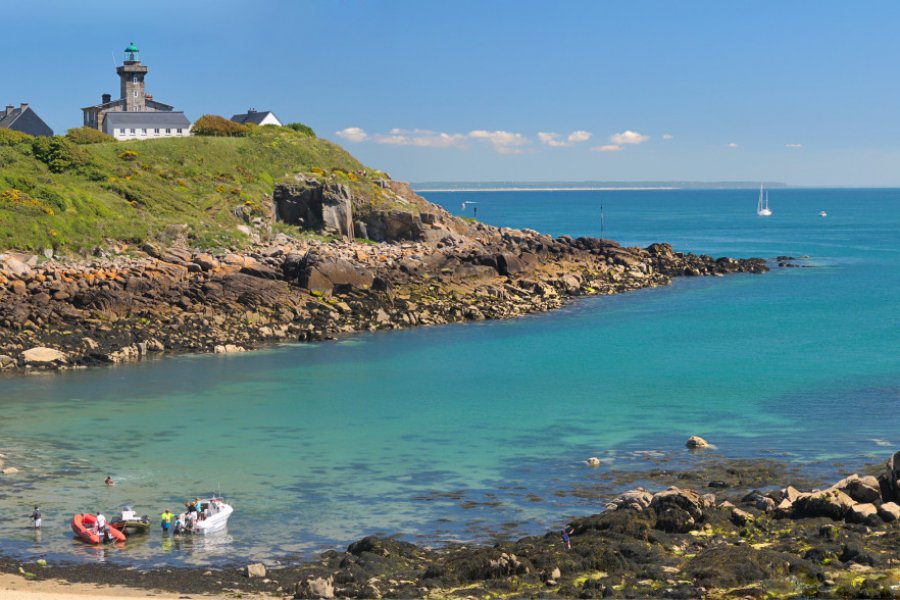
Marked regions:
[4,105,12,117]
[102,93,111,104]
[249,108,256,113]
[19,103,28,112]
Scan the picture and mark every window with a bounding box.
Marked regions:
[177,129,183,134]
[133,90,138,97]
[132,76,138,84]
[166,128,171,134]
[155,128,160,135]
[140,129,146,136]
[130,128,136,134]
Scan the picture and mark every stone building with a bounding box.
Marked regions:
[81,43,191,141]
[0,103,53,136]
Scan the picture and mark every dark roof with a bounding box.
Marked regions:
[82,98,126,111]
[231,110,281,125]
[104,112,191,128]
[0,105,53,136]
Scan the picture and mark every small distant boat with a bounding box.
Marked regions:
[175,497,233,535]
[757,185,773,217]
[71,513,126,544]
[820,211,828,217]
[111,506,151,536]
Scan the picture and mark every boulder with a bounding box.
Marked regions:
[877,501,900,522]
[834,474,881,504]
[730,507,755,526]
[295,575,335,599]
[885,451,900,501]
[0,355,16,370]
[2,467,19,475]
[651,487,704,532]
[193,253,220,271]
[214,345,245,354]
[686,436,711,449]
[299,256,374,295]
[606,488,653,512]
[21,347,67,365]
[846,503,880,525]
[792,489,855,520]
[496,253,524,276]
[244,563,266,578]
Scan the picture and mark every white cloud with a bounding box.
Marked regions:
[591,144,623,152]
[785,143,803,148]
[727,142,739,148]
[610,130,649,145]
[662,133,674,140]
[567,130,592,143]
[538,130,592,148]
[538,132,566,147]
[469,130,530,154]
[373,131,466,148]
[335,127,369,142]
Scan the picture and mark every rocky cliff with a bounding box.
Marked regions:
[0,175,767,372]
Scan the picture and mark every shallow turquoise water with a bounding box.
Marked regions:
[0,188,898,566]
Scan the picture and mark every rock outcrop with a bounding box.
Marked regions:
[0,177,769,372]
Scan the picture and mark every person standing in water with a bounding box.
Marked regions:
[31,506,41,529]
[104,476,114,486]
[160,509,174,533]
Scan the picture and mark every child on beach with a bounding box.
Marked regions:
[561,526,574,550]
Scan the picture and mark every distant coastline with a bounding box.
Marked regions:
[413,181,789,193]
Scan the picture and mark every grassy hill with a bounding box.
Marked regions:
[0,126,387,253]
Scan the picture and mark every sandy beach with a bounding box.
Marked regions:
[0,572,253,600]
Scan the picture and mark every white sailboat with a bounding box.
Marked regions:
[757,185,773,217]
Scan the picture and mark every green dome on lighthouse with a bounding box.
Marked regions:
[124,42,140,63]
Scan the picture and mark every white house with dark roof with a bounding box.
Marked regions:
[231,109,282,127]
[103,111,191,140]
[82,43,191,141]
[0,103,53,136]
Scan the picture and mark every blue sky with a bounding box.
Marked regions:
[3,0,900,185]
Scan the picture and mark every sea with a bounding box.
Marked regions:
[0,188,897,566]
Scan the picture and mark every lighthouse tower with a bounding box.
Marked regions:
[117,42,149,112]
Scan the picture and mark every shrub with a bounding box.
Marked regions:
[30,137,85,173]
[0,188,53,214]
[0,128,33,147]
[118,149,139,161]
[286,122,316,137]
[65,127,115,144]
[192,114,249,137]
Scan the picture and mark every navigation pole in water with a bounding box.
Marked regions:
[600,204,604,240]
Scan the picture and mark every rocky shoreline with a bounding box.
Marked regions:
[3,451,900,599]
[0,178,768,373]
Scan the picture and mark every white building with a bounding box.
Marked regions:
[103,111,192,141]
[231,109,282,127]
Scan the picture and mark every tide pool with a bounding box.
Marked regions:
[0,188,897,566]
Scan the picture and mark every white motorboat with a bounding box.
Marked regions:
[757,185,773,217]
[820,210,828,217]
[176,497,232,535]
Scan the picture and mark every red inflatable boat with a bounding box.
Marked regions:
[71,513,126,544]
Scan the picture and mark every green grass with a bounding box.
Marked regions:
[0,126,388,253]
